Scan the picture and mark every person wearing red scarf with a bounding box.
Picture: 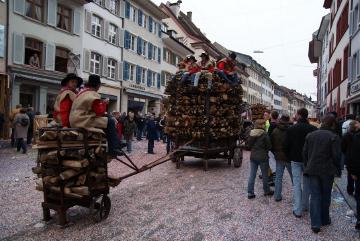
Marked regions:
[53,74,83,127]
[216,52,240,85]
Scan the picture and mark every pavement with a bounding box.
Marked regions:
[0,139,359,241]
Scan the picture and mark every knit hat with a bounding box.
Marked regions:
[86,75,101,88]
[61,73,83,87]
[229,52,237,60]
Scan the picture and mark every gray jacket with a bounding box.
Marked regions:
[247,128,271,162]
[303,128,341,176]
[14,113,29,139]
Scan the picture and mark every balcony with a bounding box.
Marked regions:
[308,39,322,63]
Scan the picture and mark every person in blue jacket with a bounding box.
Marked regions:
[147,113,157,154]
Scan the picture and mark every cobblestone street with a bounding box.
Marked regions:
[0,140,359,241]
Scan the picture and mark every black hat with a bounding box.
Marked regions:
[61,73,83,87]
[200,52,209,58]
[229,52,237,60]
[186,55,196,62]
[87,74,101,88]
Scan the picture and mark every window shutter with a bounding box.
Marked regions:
[357,51,360,77]
[137,37,142,55]
[350,11,354,36]
[45,43,56,71]
[102,57,108,77]
[148,42,152,59]
[349,56,353,82]
[73,10,81,35]
[47,0,57,26]
[136,66,141,84]
[14,0,25,15]
[157,73,161,89]
[83,49,91,73]
[117,61,123,80]
[138,10,143,26]
[115,27,119,46]
[158,23,162,38]
[119,1,125,18]
[85,11,92,33]
[104,0,110,9]
[157,48,161,63]
[147,70,152,87]
[163,48,166,61]
[125,1,131,19]
[124,31,130,49]
[104,21,109,41]
[118,29,124,47]
[161,71,165,86]
[12,32,25,65]
[123,61,129,80]
[149,16,153,32]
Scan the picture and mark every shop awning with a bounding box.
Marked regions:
[125,88,163,99]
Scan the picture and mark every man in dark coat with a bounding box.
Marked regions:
[284,108,317,218]
[303,115,341,233]
[147,113,157,154]
[26,107,35,144]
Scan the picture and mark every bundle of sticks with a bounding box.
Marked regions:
[164,73,243,141]
[251,104,268,121]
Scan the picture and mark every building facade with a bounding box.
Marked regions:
[273,84,283,114]
[348,0,360,115]
[83,0,124,112]
[9,0,87,115]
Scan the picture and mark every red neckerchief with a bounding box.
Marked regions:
[76,87,95,97]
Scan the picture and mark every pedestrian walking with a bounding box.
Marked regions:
[26,107,35,144]
[342,120,359,196]
[123,112,137,153]
[14,108,30,154]
[303,115,342,233]
[268,110,279,135]
[247,119,274,199]
[271,114,292,202]
[345,121,360,230]
[135,113,145,141]
[9,104,22,147]
[284,108,317,218]
[147,113,157,154]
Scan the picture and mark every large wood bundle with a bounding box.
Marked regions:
[33,130,110,200]
[164,73,243,141]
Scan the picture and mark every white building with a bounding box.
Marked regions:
[121,0,167,115]
[9,0,87,114]
[348,0,360,115]
[83,0,124,112]
[273,84,283,114]
[323,0,350,118]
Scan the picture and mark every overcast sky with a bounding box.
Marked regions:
[152,0,328,100]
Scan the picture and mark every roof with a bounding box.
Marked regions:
[316,14,330,41]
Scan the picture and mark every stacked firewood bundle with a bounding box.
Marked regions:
[164,73,243,141]
[32,129,116,200]
[251,104,268,120]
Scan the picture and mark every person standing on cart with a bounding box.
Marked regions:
[53,73,83,128]
[69,75,123,158]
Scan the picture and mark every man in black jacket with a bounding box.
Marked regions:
[303,115,341,233]
[284,108,317,218]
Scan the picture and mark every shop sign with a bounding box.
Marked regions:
[351,81,360,95]
[129,83,145,91]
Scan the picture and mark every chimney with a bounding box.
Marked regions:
[186,11,192,20]
[167,0,182,18]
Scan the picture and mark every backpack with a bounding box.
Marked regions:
[20,117,29,127]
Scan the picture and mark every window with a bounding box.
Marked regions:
[90,52,101,75]
[107,59,116,79]
[343,45,349,80]
[152,46,157,60]
[57,5,72,32]
[352,5,359,34]
[141,68,146,84]
[91,15,102,38]
[143,15,147,28]
[132,7,136,22]
[93,0,103,6]
[55,47,69,73]
[109,0,118,15]
[130,34,136,51]
[129,64,135,81]
[25,0,44,21]
[25,38,43,68]
[109,24,117,44]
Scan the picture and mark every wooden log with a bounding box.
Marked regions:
[59,169,79,181]
[70,186,89,196]
[62,159,89,169]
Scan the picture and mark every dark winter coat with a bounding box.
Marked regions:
[268,121,277,136]
[341,130,359,166]
[247,128,271,162]
[146,120,157,140]
[123,119,137,141]
[270,122,290,163]
[14,113,29,139]
[303,128,341,177]
[283,118,317,162]
[345,132,360,177]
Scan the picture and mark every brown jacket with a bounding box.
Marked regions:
[9,108,21,124]
[69,89,107,134]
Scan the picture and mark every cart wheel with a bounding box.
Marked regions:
[92,195,111,222]
[233,147,243,168]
